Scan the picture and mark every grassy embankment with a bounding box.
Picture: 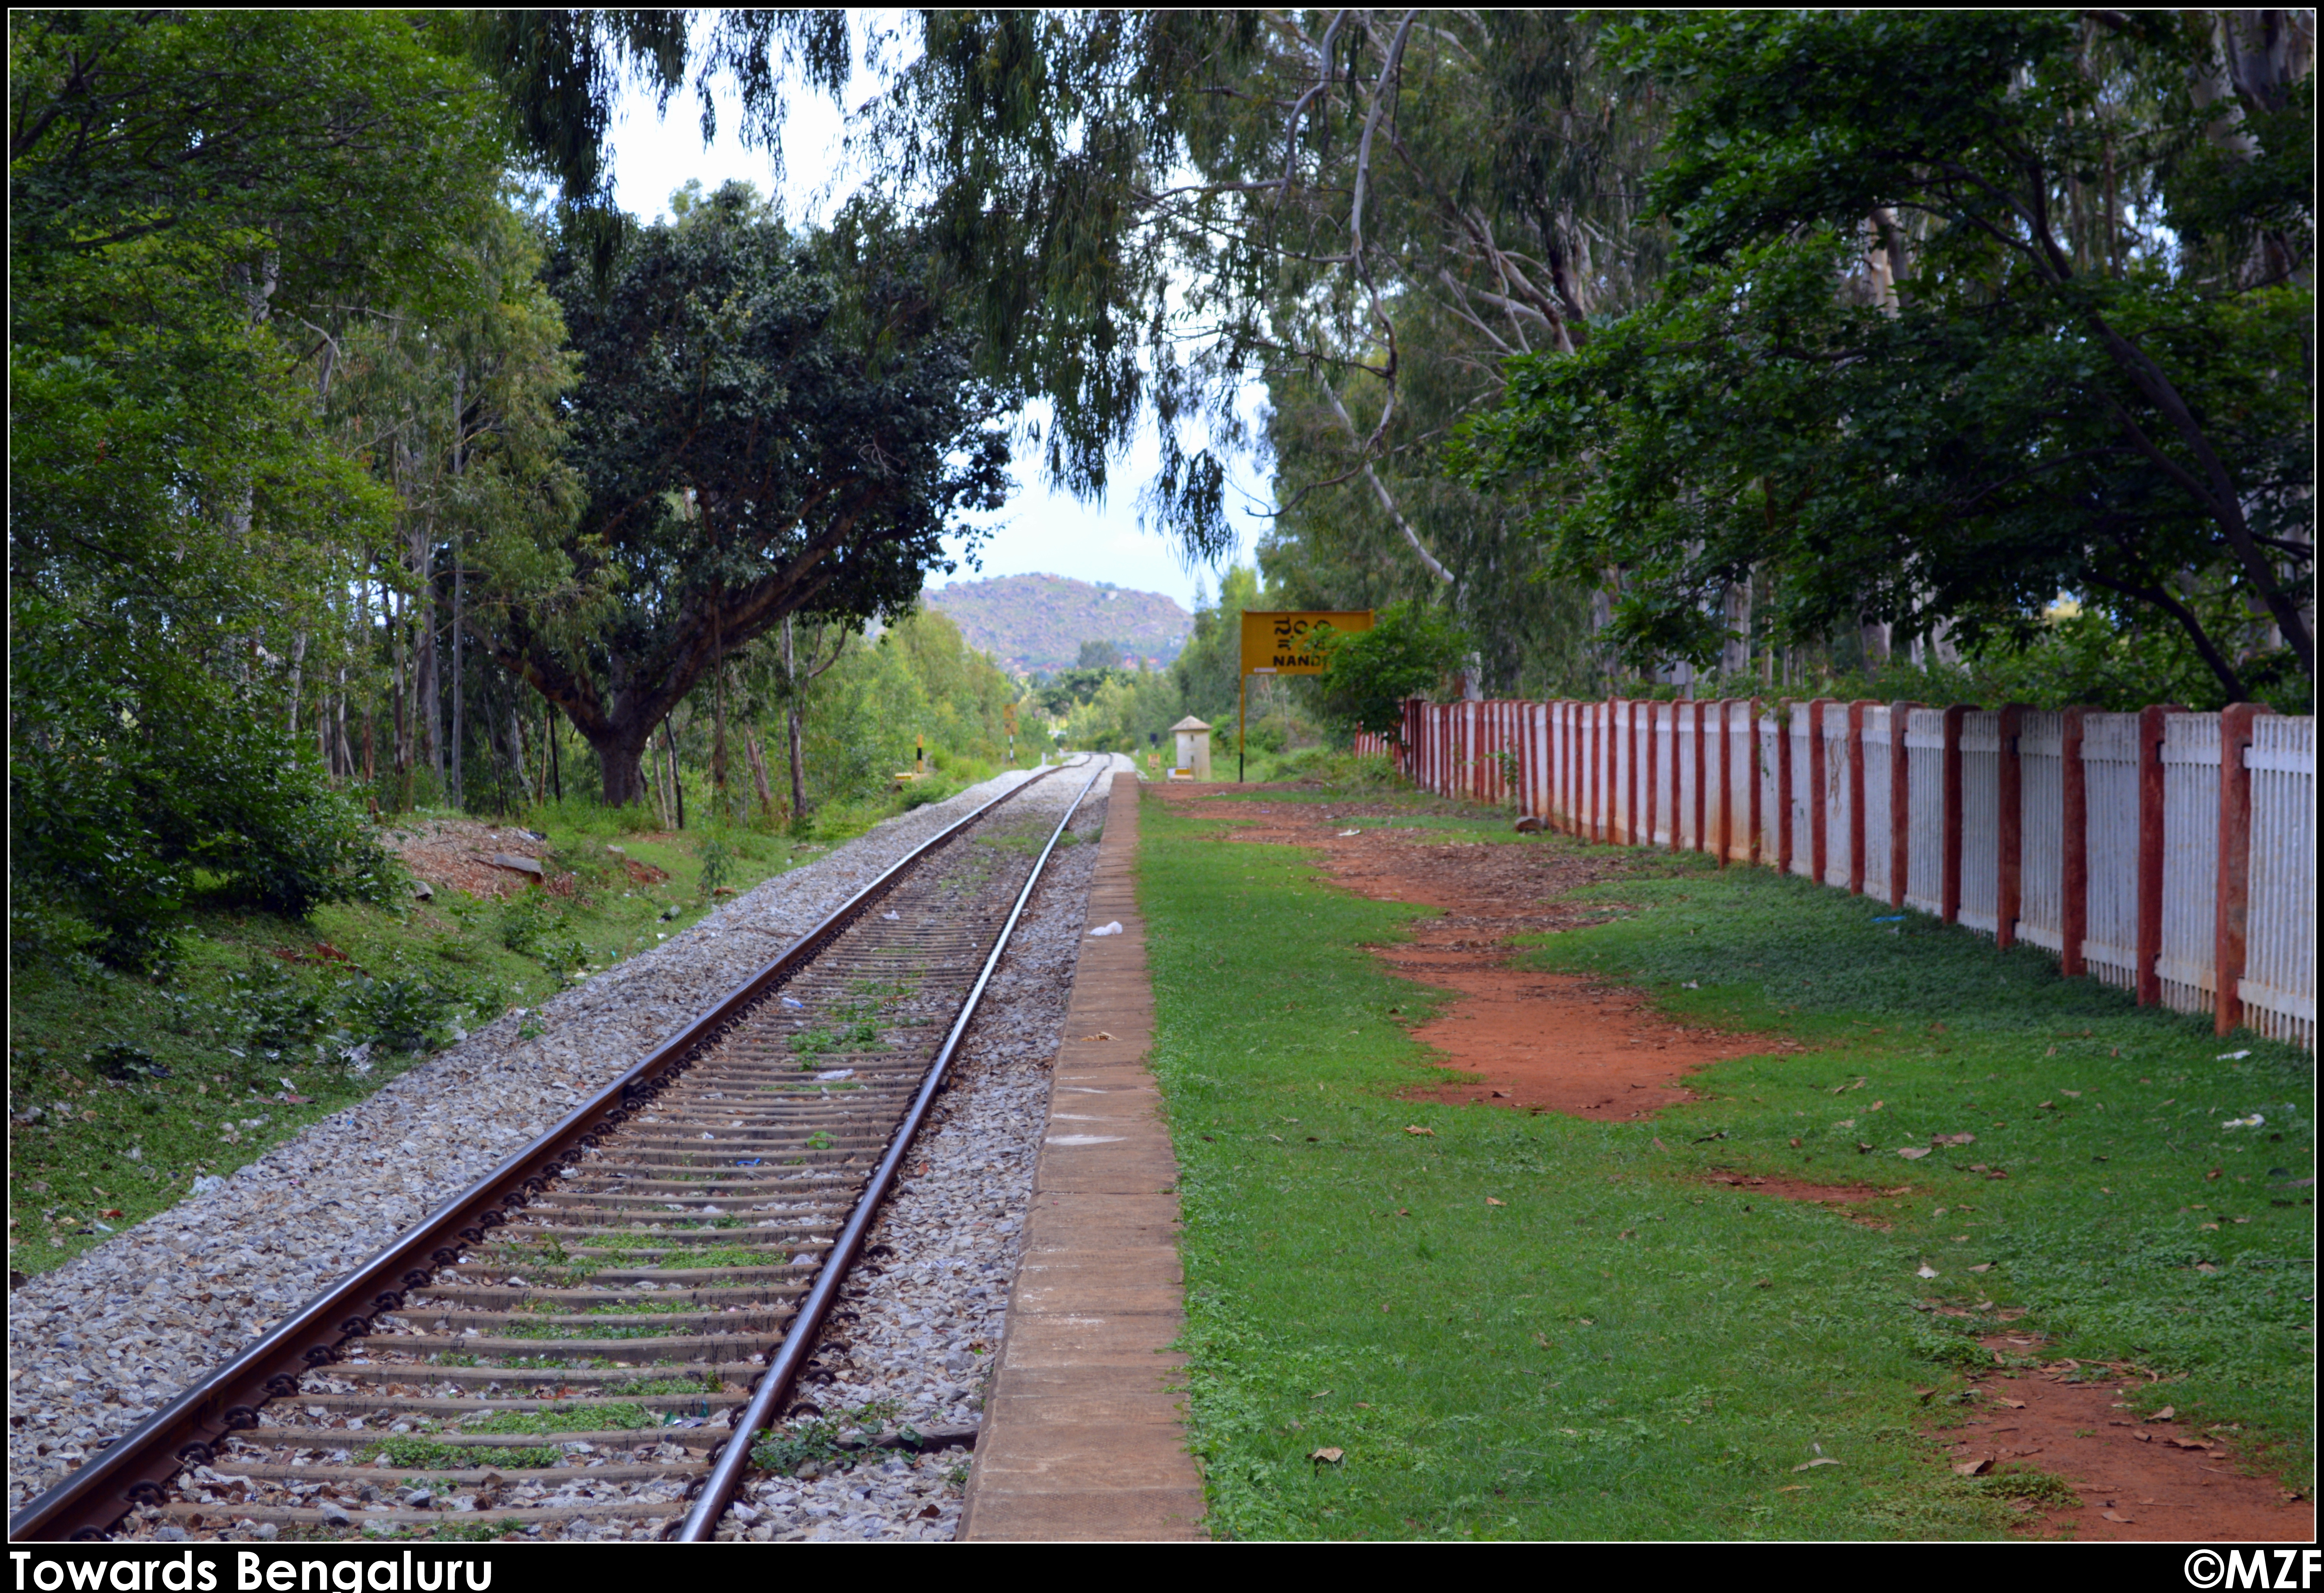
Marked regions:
[5,763,1020,1282]
[1139,783,2314,1540]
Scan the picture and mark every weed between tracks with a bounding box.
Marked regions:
[1138,785,2313,1541]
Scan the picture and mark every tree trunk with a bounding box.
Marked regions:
[583,724,655,810]
[664,717,685,830]
[744,722,776,818]
[287,630,308,738]
[417,523,441,795]
[508,698,533,808]
[449,367,467,813]
[784,616,809,818]
[1721,578,1754,678]
[387,571,410,810]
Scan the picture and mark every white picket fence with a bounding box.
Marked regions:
[1358,696,2316,1049]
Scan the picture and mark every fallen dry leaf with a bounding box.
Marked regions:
[1968,1263,1994,1273]
[1403,1125,1436,1137]
[2100,1510,2135,1524]
[1775,1485,1810,1493]
[1077,1032,1114,1041]
[1789,1137,1802,1149]
[1916,1262,1939,1279]
[2144,1406,2176,1423]
[1898,1147,1932,1161]
[1932,1132,1977,1147]
[1485,1197,1506,1207]
[1310,1447,1345,1465]
[1793,1457,1841,1472]
[1954,1459,1993,1477]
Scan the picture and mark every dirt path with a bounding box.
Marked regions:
[1155,786,1777,1113]
[1153,782,2314,1541]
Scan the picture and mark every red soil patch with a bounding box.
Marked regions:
[1154,785,1782,1116]
[1152,781,2315,1539]
[1945,1337,2313,1541]
[1701,1169,1888,1205]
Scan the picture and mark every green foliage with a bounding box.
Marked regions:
[1462,12,2314,701]
[748,1398,903,1475]
[11,702,397,972]
[341,959,479,1054]
[1308,604,1472,745]
[471,184,1012,806]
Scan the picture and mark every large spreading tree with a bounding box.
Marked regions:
[1459,11,2313,703]
[464,184,1011,805]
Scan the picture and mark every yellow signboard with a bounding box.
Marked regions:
[1233,610,1373,781]
[1238,610,1375,675]
[1003,702,1018,730]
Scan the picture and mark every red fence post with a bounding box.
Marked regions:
[1995,704,2024,950]
[2058,707,2089,977]
[1889,701,1916,909]
[1747,698,1764,868]
[2135,704,2170,1006]
[2215,702,2272,1036]
[1939,704,1968,923]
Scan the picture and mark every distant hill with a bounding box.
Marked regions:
[925,574,1192,674]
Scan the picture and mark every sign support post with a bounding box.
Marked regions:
[1236,610,1376,784]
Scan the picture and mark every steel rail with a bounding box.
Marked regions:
[8,761,1084,1542]
[675,755,1111,1539]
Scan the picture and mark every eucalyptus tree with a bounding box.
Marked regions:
[1459,11,2314,703]
[9,10,511,961]
[463,184,1011,806]
[462,11,1669,606]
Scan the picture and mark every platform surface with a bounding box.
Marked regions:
[959,774,1206,1542]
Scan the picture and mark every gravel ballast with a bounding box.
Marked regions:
[7,759,1122,1525]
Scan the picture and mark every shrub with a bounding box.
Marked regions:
[11,691,395,972]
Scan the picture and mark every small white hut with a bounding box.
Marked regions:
[1169,715,1213,781]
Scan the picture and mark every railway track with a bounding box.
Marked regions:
[10,758,1111,1543]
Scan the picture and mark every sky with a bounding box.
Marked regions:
[603,56,1266,614]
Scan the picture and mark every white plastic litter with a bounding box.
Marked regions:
[780,997,804,1009]
[2217,1049,2252,1061]
[1336,828,1361,838]
[816,1069,855,1082]
[1088,922,1124,937]
[2221,1113,2266,1130]
[883,910,901,920]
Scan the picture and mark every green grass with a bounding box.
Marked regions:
[1137,784,2314,1541]
[356,1439,562,1471]
[460,1404,656,1435]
